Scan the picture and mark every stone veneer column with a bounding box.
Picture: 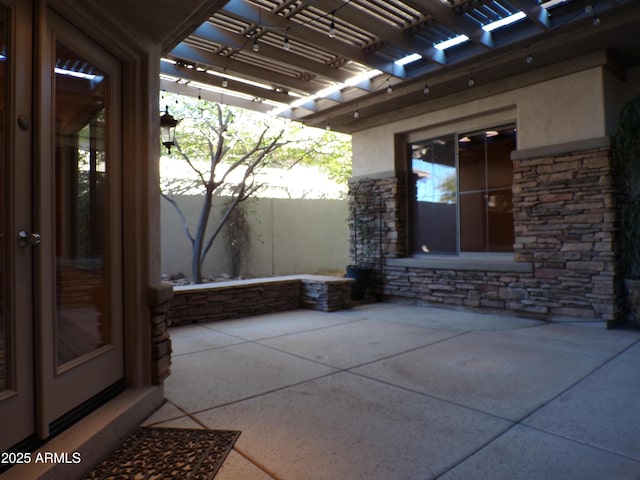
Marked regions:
[348,176,405,296]
[512,144,623,322]
[148,283,174,385]
[348,175,405,263]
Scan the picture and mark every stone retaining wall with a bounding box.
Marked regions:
[299,276,355,312]
[167,275,353,327]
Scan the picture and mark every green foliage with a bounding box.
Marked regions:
[225,200,252,278]
[161,92,352,184]
[621,198,640,278]
[614,95,640,278]
[438,174,457,203]
[159,92,352,283]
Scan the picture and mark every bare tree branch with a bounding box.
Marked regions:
[163,103,288,282]
[160,98,334,284]
[174,137,208,187]
[160,190,194,245]
[201,177,264,261]
[201,191,243,261]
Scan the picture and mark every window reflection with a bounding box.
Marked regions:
[408,126,516,255]
[55,41,110,366]
[459,127,515,252]
[409,136,457,254]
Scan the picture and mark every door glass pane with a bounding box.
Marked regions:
[0,6,8,390]
[488,189,514,252]
[487,127,516,189]
[460,191,486,252]
[409,136,457,254]
[55,41,110,366]
[459,132,486,192]
[459,126,515,253]
[486,128,515,252]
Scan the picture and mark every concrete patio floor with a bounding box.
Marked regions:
[143,303,640,479]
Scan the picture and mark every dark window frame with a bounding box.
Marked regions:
[407,125,516,256]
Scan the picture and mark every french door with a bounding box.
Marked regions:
[0,2,124,452]
[0,0,36,452]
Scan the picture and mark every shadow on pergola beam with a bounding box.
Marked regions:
[160,60,292,104]
[221,0,407,78]
[192,20,356,84]
[169,42,321,95]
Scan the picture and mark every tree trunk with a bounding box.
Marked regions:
[192,185,214,283]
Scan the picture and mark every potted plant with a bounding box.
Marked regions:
[346,181,381,300]
[615,95,640,325]
[345,264,371,300]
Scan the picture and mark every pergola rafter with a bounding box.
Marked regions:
[162,0,640,131]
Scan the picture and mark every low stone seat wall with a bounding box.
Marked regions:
[167,275,354,327]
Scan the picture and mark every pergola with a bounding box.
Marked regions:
[157,0,640,132]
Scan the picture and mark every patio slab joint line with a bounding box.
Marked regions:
[232,446,282,480]
[227,316,371,341]
[253,328,472,372]
[517,423,640,464]
[518,335,640,423]
[185,371,340,417]
[435,336,640,476]
[347,369,515,423]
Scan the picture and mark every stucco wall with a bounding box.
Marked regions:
[352,67,607,177]
[161,195,349,280]
[605,65,640,137]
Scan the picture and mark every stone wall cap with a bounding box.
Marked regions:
[173,274,353,293]
[296,274,354,283]
[387,254,533,273]
[512,137,610,161]
[148,282,175,306]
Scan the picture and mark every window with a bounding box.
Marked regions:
[408,125,516,255]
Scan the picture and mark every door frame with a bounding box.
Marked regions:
[2,0,166,462]
[33,8,125,439]
[0,0,36,453]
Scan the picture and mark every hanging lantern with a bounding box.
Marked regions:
[160,106,179,153]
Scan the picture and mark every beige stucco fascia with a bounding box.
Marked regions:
[352,66,608,177]
[603,64,640,137]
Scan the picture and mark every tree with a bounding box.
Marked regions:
[160,93,351,283]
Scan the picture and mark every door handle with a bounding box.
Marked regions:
[17,230,41,248]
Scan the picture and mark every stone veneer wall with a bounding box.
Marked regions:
[349,144,624,322]
[383,265,536,312]
[348,177,406,295]
[511,145,622,321]
[149,283,174,385]
[168,279,300,326]
[299,276,355,312]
